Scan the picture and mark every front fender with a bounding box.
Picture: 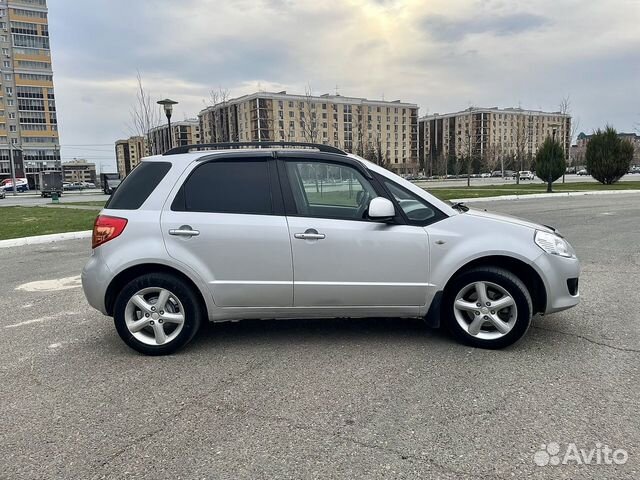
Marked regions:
[426,214,543,291]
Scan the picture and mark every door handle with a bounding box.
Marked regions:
[169,225,200,237]
[294,228,325,240]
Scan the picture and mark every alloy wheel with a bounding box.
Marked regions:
[453,281,518,340]
[124,287,186,346]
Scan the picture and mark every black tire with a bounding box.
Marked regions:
[442,267,532,349]
[113,273,204,355]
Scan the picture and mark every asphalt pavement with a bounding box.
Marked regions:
[0,194,638,479]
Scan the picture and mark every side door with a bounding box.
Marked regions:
[161,154,293,308]
[278,153,431,308]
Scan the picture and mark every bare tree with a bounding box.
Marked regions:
[513,113,532,185]
[483,143,502,174]
[128,71,161,154]
[457,114,478,186]
[295,84,320,144]
[560,95,580,175]
[365,133,389,169]
[354,104,366,157]
[206,87,233,142]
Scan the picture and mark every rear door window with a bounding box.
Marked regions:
[172,160,272,214]
[106,162,171,210]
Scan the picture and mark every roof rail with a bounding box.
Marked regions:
[163,141,347,156]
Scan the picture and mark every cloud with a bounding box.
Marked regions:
[48,0,640,168]
[421,12,550,42]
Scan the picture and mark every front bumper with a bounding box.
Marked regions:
[81,250,113,316]
[532,252,581,314]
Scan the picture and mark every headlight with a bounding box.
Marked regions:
[534,230,574,258]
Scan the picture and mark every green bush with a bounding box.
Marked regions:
[535,137,565,191]
[586,126,634,184]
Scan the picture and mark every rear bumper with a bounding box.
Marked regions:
[81,250,112,316]
[533,253,581,314]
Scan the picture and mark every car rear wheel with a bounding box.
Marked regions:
[443,267,532,349]
[113,273,203,355]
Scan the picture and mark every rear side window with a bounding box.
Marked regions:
[172,160,272,214]
[106,162,171,210]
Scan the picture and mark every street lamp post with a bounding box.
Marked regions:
[157,99,178,152]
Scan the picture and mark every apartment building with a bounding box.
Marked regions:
[62,158,96,184]
[419,107,571,175]
[198,91,419,174]
[0,0,59,188]
[148,118,200,155]
[570,131,640,166]
[115,136,147,179]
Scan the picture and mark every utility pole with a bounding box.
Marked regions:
[9,141,17,196]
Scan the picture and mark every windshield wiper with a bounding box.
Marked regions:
[450,202,469,212]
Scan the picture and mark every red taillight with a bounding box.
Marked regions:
[92,215,128,249]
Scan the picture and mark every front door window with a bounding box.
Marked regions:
[285,161,377,220]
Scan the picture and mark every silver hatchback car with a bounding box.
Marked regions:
[82,142,580,355]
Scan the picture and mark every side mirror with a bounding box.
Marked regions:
[367,197,395,221]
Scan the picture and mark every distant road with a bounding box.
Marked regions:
[414,173,640,189]
[0,190,109,207]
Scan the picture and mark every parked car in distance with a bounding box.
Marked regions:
[0,188,5,199]
[503,170,515,178]
[491,171,502,177]
[628,165,640,174]
[81,181,96,188]
[514,171,535,180]
[63,182,85,191]
[2,184,29,192]
[82,142,581,355]
[480,173,491,178]
[0,177,29,192]
[577,169,589,176]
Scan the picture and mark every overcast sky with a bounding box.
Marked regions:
[50,0,640,171]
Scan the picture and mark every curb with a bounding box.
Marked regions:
[0,230,92,249]
[450,189,640,203]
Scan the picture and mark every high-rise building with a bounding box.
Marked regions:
[198,91,419,174]
[115,136,147,179]
[148,118,200,155]
[419,107,571,176]
[0,0,59,187]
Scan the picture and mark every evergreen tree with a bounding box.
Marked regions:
[535,137,566,192]
[586,126,634,184]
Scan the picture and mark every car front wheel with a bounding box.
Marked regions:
[443,267,532,349]
[113,273,203,355]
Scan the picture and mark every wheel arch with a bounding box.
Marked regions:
[104,263,210,318]
[443,255,547,315]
